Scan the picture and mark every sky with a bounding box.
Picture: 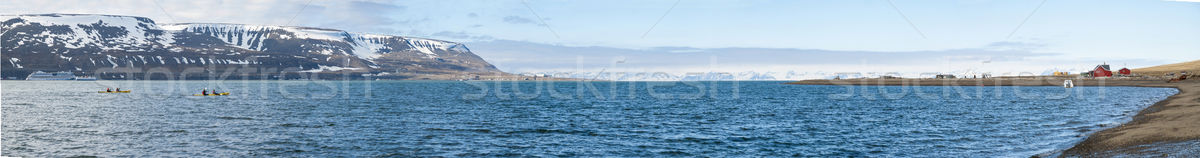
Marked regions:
[2,0,1198,75]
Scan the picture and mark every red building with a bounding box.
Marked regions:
[1118,68,1132,75]
[1092,64,1113,77]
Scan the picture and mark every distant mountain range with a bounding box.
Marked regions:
[523,70,1033,81]
[523,71,854,81]
[1,14,503,80]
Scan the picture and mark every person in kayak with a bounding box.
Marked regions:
[116,88,121,91]
[202,88,208,95]
[106,88,112,92]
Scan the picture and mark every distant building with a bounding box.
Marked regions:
[935,74,956,79]
[1091,64,1113,77]
[1053,71,1070,76]
[1118,68,1132,76]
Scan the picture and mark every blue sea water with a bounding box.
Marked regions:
[0,81,1178,157]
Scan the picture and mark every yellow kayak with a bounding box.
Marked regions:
[98,90,131,93]
[193,92,230,96]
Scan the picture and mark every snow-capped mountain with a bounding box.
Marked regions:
[1,14,500,80]
[1,14,174,51]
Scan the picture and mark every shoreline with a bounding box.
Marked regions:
[1062,81,1200,157]
[784,78,1200,156]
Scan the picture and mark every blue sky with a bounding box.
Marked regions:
[3,0,1198,74]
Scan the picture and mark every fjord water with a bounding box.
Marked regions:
[1,81,1176,157]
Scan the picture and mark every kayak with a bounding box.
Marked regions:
[192,92,229,95]
[98,90,131,93]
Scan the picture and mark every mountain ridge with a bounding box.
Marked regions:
[1,13,504,80]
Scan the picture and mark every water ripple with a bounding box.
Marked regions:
[0,81,1178,157]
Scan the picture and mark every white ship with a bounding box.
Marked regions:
[75,76,98,81]
[25,71,76,80]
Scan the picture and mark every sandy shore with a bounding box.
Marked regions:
[785,78,1200,156]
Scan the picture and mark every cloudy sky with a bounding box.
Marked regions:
[2,0,1198,74]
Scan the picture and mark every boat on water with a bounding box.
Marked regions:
[98,90,131,93]
[193,92,231,96]
[76,76,98,81]
[25,71,76,80]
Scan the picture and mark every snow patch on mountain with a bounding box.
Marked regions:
[8,58,22,68]
[405,37,457,58]
[300,65,362,72]
[345,33,393,60]
[160,23,459,60]
[2,14,174,49]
